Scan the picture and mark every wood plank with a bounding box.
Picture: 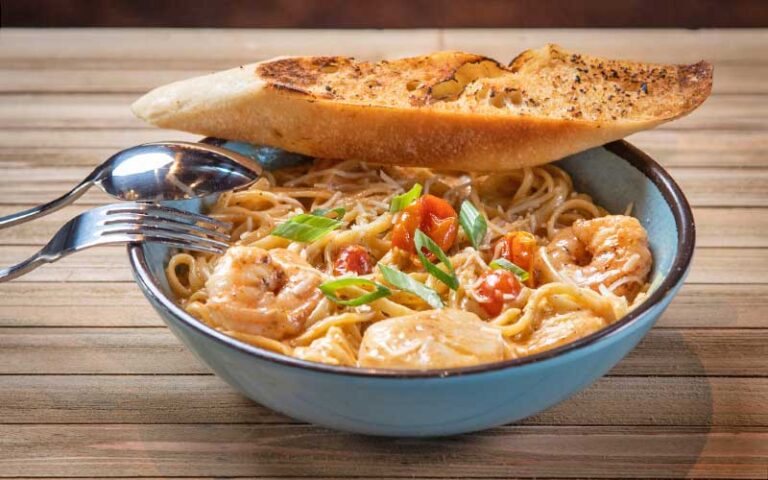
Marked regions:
[0,29,443,68]
[1,375,764,427]
[0,203,101,244]
[0,166,114,205]
[0,129,765,169]
[0,28,765,480]
[1,162,766,207]
[0,30,763,94]
[0,424,764,478]
[0,282,158,327]
[0,327,763,376]
[0,68,215,94]
[2,282,765,329]
[0,327,207,375]
[665,95,768,131]
[671,168,768,207]
[1,204,765,247]
[0,147,120,168]
[0,93,143,129]
[1,245,765,284]
[2,93,764,131]
[0,246,133,282]
[688,248,768,284]
[0,28,763,66]
[700,63,768,94]
[659,284,768,328]
[3,63,763,94]
[695,208,768,248]
[440,28,768,65]
[615,329,768,376]
[0,128,197,151]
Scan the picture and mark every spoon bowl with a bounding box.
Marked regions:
[96,141,263,202]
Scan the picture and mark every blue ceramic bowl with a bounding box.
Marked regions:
[128,140,695,437]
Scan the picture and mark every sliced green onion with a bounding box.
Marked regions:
[414,229,459,290]
[390,183,423,212]
[318,277,391,306]
[459,200,487,249]
[378,264,444,309]
[271,212,342,242]
[490,258,530,282]
[311,207,346,219]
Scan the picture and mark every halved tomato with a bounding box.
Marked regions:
[392,194,458,254]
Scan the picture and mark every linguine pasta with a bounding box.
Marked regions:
[166,159,652,369]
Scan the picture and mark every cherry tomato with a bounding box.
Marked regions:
[497,231,536,287]
[392,194,458,254]
[475,269,522,317]
[333,245,374,276]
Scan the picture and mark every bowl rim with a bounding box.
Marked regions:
[128,139,695,379]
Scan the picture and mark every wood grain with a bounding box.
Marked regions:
[0,29,765,95]
[659,284,768,328]
[0,246,133,282]
[0,28,766,479]
[1,245,765,284]
[687,248,768,284]
[1,204,765,248]
[0,29,443,67]
[3,129,765,168]
[3,93,765,131]
[0,282,158,327]
[2,282,766,328]
[1,375,765,427]
[2,28,765,65]
[0,327,763,376]
[1,162,766,207]
[0,424,765,478]
[4,63,763,94]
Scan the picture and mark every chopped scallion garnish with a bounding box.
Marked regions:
[389,183,423,212]
[271,212,343,242]
[414,228,459,290]
[318,277,391,306]
[459,200,487,249]
[378,264,444,309]
[489,258,530,282]
[311,207,346,219]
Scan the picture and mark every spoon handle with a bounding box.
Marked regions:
[0,179,92,229]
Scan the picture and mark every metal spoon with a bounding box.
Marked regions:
[0,141,262,229]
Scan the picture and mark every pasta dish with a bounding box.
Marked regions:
[166,159,652,369]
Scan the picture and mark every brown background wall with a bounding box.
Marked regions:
[3,0,767,28]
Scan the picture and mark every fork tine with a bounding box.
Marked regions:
[106,204,231,229]
[146,204,232,229]
[137,238,225,255]
[118,236,226,255]
[101,226,229,252]
[104,215,230,241]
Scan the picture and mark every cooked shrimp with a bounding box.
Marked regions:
[534,215,652,299]
[206,246,323,340]
[358,309,509,369]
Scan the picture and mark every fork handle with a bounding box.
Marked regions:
[0,179,93,229]
[0,250,49,282]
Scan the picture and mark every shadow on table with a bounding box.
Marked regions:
[348,329,716,478]
[129,332,717,478]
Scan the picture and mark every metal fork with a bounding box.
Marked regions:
[0,202,231,282]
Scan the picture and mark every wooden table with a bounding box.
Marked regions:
[0,28,766,479]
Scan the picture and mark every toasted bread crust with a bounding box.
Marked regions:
[132,45,712,170]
